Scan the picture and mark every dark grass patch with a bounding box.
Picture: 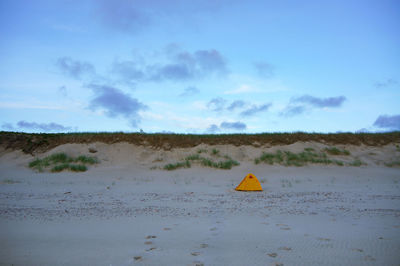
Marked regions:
[384,161,400,167]
[29,153,98,173]
[165,152,239,170]
[255,149,345,166]
[164,160,191,170]
[348,159,364,167]
[325,147,350,156]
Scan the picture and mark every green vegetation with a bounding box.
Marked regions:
[254,148,346,166]
[348,159,364,167]
[211,148,220,156]
[29,153,98,173]
[163,149,239,170]
[164,160,191,170]
[324,146,350,156]
[384,161,400,167]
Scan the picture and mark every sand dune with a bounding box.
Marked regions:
[0,141,399,265]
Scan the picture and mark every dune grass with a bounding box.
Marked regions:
[164,149,239,170]
[164,160,191,170]
[385,161,400,167]
[29,153,98,172]
[254,148,346,166]
[324,146,350,156]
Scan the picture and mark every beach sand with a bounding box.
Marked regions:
[0,142,399,265]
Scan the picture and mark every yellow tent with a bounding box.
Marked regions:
[235,173,263,191]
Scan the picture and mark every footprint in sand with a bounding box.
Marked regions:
[144,241,153,245]
[267,252,278,258]
[278,246,292,251]
[146,247,156,252]
[146,235,157,239]
[200,244,208,248]
[163,227,172,231]
[280,227,291,230]
[191,252,201,256]
[351,248,363,252]
[210,227,217,231]
[192,262,204,266]
[274,263,284,266]
[317,237,331,241]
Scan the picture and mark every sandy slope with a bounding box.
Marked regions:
[0,142,399,265]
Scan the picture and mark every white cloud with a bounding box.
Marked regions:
[224,84,261,94]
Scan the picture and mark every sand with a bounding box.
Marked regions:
[0,142,400,265]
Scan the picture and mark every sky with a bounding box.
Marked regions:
[0,0,399,133]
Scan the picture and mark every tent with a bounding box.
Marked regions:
[235,173,263,191]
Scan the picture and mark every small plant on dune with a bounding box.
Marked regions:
[384,161,400,167]
[348,159,364,167]
[75,155,98,164]
[164,152,239,170]
[211,148,220,156]
[51,163,70,172]
[69,164,88,172]
[29,153,98,173]
[163,160,191,170]
[325,147,350,156]
[254,148,348,167]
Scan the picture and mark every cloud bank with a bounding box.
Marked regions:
[207,121,247,132]
[240,103,271,116]
[88,84,147,127]
[112,47,228,83]
[373,114,400,130]
[281,94,346,117]
[292,95,346,108]
[56,57,95,79]
[16,121,72,132]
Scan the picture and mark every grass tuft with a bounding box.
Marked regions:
[211,148,220,156]
[255,148,345,166]
[384,161,400,167]
[164,152,239,170]
[348,159,364,166]
[164,160,191,170]
[325,147,350,156]
[29,153,98,173]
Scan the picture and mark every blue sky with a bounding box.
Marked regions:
[1,0,399,133]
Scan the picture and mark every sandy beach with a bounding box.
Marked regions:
[1,141,400,265]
